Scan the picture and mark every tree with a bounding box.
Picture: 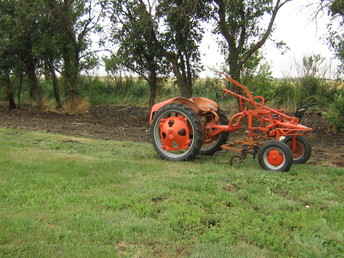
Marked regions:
[302,54,325,77]
[0,0,46,108]
[1,0,62,108]
[46,0,104,100]
[321,0,344,73]
[105,0,168,107]
[8,0,46,107]
[0,0,104,110]
[0,0,17,110]
[105,0,208,99]
[157,0,209,97]
[212,0,292,81]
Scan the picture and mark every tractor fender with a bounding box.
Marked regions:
[148,97,219,125]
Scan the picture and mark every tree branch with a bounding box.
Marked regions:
[214,0,236,52]
[237,3,247,54]
[239,0,292,67]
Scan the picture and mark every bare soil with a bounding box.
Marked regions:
[1,103,343,167]
[0,103,149,142]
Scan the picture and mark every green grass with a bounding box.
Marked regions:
[0,128,343,257]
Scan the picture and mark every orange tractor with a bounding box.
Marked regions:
[148,72,312,171]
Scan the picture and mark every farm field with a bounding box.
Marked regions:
[0,122,344,257]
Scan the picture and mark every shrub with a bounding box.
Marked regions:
[271,79,299,110]
[326,91,344,131]
[242,63,276,101]
[298,76,338,107]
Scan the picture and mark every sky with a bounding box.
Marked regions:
[200,0,339,78]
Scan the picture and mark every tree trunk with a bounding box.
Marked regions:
[52,70,63,109]
[63,52,80,100]
[3,74,16,110]
[0,73,16,110]
[229,59,243,110]
[17,71,23,108]
[48,61,63,109]
[25,56,43,107]
[174,71,193,98]
[178,81,192,98]
[27,68,43,107]
[170,57,193,98]
[148,73,158,109]
[229,64,241,82]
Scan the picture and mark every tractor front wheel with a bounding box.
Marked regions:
[150,103,203,161]
[258,141,293,172]
[281,136,311,164]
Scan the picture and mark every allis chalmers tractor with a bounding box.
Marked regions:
[148,72,312,172]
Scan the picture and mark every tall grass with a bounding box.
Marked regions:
[80,76,150,106]
[3,75,342,110]
[80,76,233,105]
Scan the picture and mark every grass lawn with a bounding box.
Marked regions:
[0,128,343,257]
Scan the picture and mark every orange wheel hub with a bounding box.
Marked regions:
[267,149,284,166]
[159,116,191,151]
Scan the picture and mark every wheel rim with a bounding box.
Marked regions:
[153,109,195,159]
[263,147,286,170]
[286,140,305,160]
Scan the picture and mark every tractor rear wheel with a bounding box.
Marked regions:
[258,141,293,172]
[281,136,311,164]
[150,103,203,161]
[200,110,229,155]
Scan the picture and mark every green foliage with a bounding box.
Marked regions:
[325,0,344,75]
[242,62,276,99]
[157,0,207,73]
[0,0,104,108]
[157,0,210,97]
[269,77,342,113]
[50,0,105,97]
[298,76,337,107]
[326,91,344,131]
[0,128,343,257]
[106,0,167,79]
[105,0,170,105]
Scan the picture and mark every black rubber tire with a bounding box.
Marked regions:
[258,141,293,172]
[149,103,203,161]
[200,110,229,155]
[281,136,312,164]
